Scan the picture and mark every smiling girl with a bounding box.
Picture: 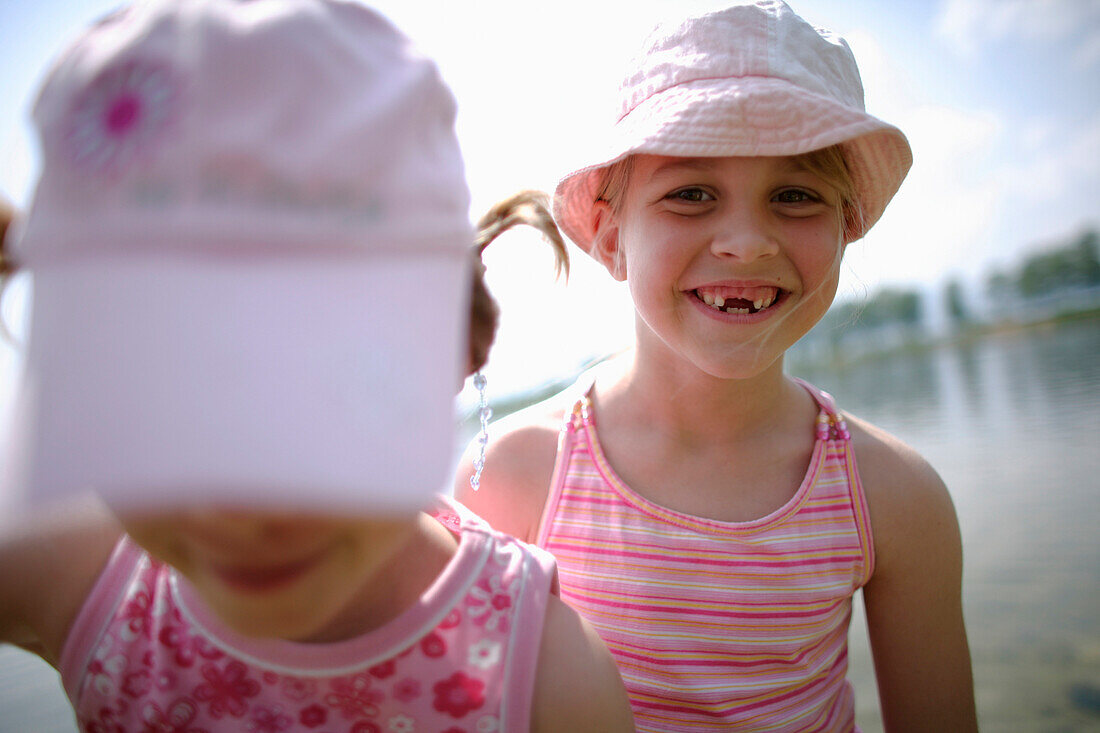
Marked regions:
[457,3,978,730]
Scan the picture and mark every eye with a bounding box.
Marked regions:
[773,188,819,205]
[666,187,715,203]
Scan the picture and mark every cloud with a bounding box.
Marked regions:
[936,0,1100,68]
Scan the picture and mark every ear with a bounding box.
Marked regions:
[589,200,627,281]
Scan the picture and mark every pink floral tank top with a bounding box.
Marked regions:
[59,498,556,733]
[538,379,875,732]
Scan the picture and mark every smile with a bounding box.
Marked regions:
[692,285,782,315]
[209,550,328,593]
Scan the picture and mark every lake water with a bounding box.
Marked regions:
[2,317,1099,731]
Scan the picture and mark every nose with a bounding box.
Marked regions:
[709,205,780,262]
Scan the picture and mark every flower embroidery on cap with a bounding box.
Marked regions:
[65,57,180,175]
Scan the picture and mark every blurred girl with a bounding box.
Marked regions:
[0,1,631,731]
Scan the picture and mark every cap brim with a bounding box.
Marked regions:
[554,77,912,251]
[4,252,469,515]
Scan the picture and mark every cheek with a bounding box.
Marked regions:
[795,232,843,287]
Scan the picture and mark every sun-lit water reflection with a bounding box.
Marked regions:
[797,317,1100,731]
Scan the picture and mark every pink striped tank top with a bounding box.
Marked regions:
[537,379,874,732]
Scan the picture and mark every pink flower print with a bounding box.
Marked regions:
[440,728,467,733]
[297,703,327,728]
[122,669,152,699]
[439,608,462,629]
[83,705,125,733]
[88,638,127,697]
[393,678,421,703]
[387,714,416,733]
[324,673,384,720]
[432,672,485,719]
[350,723,382,733]
[65,58,179,176]
[420,631,447,658]
[280,676,317,701]
[84,719,124,733]
[139,697,206,733]
[465,574,514,632]
[193,660,261,718]
[120,587,157,641]
[158,624,222,667]
[433,510,461,531]
[475,715,500,732]
[154,669,178,692]
[369,660,396,679]
[262,671,280,686]
[246,705,292,732]
[489,542,523,570]
[467,640,502,671]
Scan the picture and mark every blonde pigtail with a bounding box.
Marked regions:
[467,190,569,375]
[0,201,18,345]
[466,190,569,492]
[474,189,569,279]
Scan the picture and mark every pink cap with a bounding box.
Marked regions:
[554,0,913,253]
[5,0,473,514]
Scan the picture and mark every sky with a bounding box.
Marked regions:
[1,0,1098,402]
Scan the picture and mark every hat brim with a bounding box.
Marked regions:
[554,77,912,252]
[5,251,469,515]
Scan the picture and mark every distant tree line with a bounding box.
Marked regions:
[820,288,923,333]
[987,228,1100,300]
[823,227,1100,334]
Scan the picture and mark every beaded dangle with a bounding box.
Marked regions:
[469,372,493,492]
[815,411,851,441]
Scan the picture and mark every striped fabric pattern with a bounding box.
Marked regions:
[537,384,874,732]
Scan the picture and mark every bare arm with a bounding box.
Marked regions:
[0,508,120,667]
[453,403,562,543]
[530,595,634,732]
[852,417,978,732]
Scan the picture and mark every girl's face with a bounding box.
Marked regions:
[602,154,844,380]
[122,508,418,643]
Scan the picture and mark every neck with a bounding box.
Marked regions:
[306,512,457,643]
[600,347,807,444]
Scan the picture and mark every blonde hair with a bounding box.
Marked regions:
[0,201,16,344]
[468,190,568,373]
[0,199,14,278]
[595,145,860,239]
[792,145,861,241]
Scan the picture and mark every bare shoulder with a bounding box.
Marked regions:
[845,413,959,550]
[454,392,571,542]
[0,505,121,666]
[843,417,977,729]
[530,595,634,732]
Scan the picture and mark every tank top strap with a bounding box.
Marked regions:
[540,373,597,546]
[560,370,598,433]
[792,377,852,442]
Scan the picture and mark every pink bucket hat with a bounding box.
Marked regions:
[554,0,913,252]
[5,0,473,513]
